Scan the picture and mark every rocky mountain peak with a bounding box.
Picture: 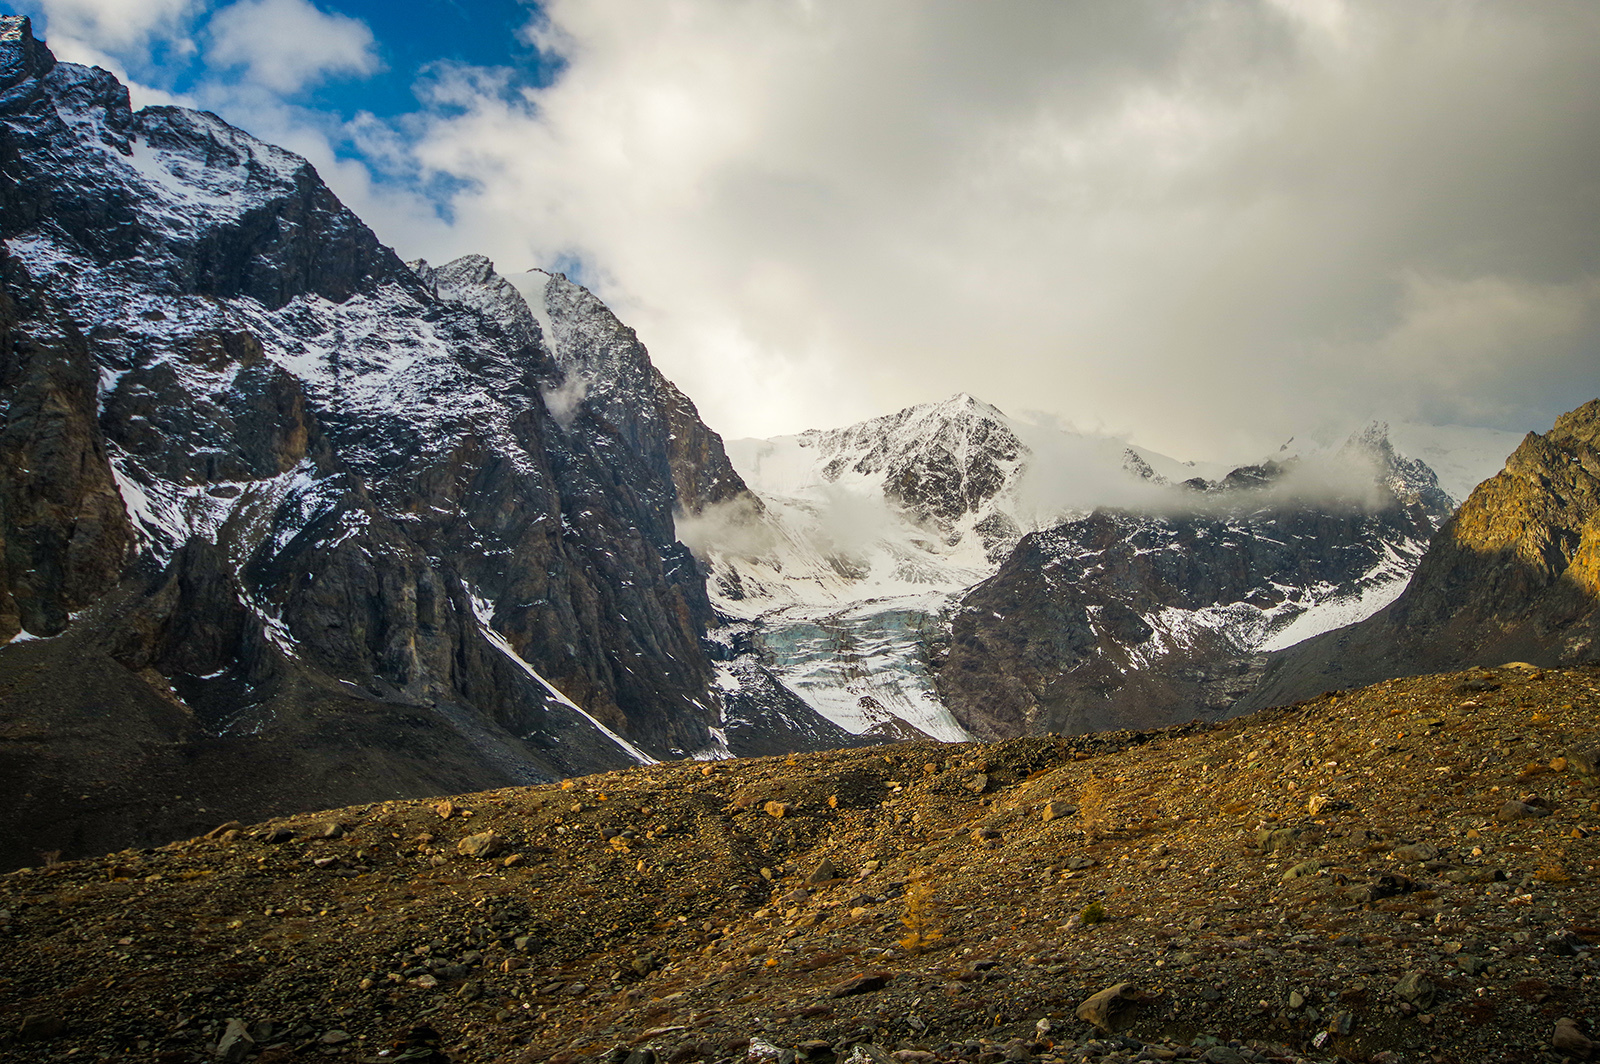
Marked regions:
[803,393,1026,527]
[0,14,52,87]
[0,33,814,870]
[1237,397,1600,711]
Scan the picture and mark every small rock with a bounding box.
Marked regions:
[829,972,891,998]
[1457,954,1487,976]
[1256,827,1301,852]
[1394,971,1434,1008]
[845,1046,895,1064]
[216,1018,254,1062]
[205,821,243,840]
[435,800,455,820]
[320,1030,353,1046]
[456,831,502,859]
[1281,859,1321,882]
[1306,795,1331,816]
[317,821,346,839]
[1041,801,1077,822]
[807,859,840,885]
[1288,990,1305,1009]
[964,773,989,794]
[1391,843,1439,863]
[971,827,1001,842]
[261,826,294,844]
[1201,1048,1245,1064]
[764,801,793,818]
[1498,799,1551,822]
[1075,981,1141,1033]
[17,1014,66,1042]
[1065,855,1098,870]
[1553,1018,1594,1059]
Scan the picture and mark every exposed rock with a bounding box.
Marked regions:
[1075,981,1142,1033]
[0,17,836,870]
[1243,399,1600,708]
[938,426,1452,739]
[456,831,502,859]
[1554,1018,1595,1059]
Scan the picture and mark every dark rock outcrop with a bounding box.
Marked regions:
[0,16,809,870]
[934,435,1453,739]
[1238,399,1600,709]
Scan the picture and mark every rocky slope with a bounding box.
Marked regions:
[711,398,1456,745]
[1239,399,1600,711]
[3,662,1599,1063]
[932,426,1455,740]
[0,15,842,872]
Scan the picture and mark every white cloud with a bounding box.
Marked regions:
[362,0,1599,461]
[33,0,197,52]
[31,0,1596,464]
[205,0,379,94]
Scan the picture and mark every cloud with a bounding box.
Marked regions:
[362,0,1599,462]
[31,0,1596,464]
[32,0,197,52]
[205,0,380,94]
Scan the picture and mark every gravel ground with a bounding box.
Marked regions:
[3,663,1599,1064]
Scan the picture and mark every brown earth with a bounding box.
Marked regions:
[4,663,1600,1064]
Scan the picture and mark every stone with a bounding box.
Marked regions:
[964,773,989,794]
[1394,972,1434,1008]
[1553,1018,1594,1059]
[435,800,455,819]
[1497,800,1551,822]
[317,821,345,839]
[1200,1049,1245,1064]
[829,972,890,998]
[456,831,502,859]
[320,1030,353,1046]
[216,1018,254,1062]
[807,859,841,885]
[1075,981,1141,1033]
[1281,859,1321,882]
[1041,801,1077,821]
[1256,827,1300,852]
[1065,856,1098,870]
[1288,990,1305,1009]
[17,1014,65,1042]
[844,1046,895,1064]
[764,801,794,818]
[1391,842,1439,863]
[971,827,1001,842]
[205,821,243,840]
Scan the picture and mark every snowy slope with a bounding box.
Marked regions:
[707,397,1460,741]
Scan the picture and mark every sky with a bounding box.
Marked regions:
[13,0,1600,462]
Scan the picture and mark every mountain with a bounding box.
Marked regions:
[1238,398,1600,709]
[0,15,840,870]
[704,393,1456,742]
[4,660,1597,1063]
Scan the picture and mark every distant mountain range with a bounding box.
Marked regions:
[1,12,1594,872]
[704,395,1460,742]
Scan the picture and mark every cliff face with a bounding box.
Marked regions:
[1239,399,1600,710]
[933,432,1454,739]
[0,16,785,869]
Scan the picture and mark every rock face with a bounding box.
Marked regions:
[934,431,1454,739]
[0,17,825,869]
[1239,398,1600,709]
